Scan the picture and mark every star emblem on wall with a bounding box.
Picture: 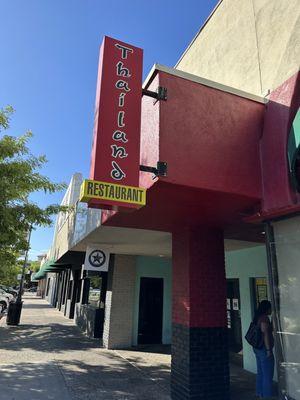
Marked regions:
[88,250,106,267]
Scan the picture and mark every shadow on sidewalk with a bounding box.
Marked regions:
[0,322,101,354]
[0,298,276,400]
[22,303,53,309]
[0,356,171,400]
[117,345,271,400]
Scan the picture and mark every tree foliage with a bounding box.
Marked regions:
[0,262,20,287]
[0,106,67,284]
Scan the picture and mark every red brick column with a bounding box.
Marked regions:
[171,226,229,400]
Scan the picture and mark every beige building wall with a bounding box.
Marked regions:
[176,0,300,96]
[52,211,76,260]
[103,255,136,349]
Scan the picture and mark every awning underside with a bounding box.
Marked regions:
[32,260,70,280]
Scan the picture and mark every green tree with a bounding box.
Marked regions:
[0,263,20,287]
[0,106,67,285]
[28,260,41,273]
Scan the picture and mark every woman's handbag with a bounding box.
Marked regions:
[245,322,264,349]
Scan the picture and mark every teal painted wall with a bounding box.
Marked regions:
[225,245,269,373]
[133,256,172,345]
[132,247,269,375]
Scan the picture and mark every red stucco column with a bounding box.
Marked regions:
[171,226,229,400]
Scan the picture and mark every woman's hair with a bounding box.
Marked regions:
[253,300,272,324]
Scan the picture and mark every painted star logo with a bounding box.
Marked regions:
[88,250,106,268]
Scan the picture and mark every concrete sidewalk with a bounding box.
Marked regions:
[0,295,258,400]
[0,295,170,400]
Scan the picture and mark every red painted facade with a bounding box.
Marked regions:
[172,227,226,328]
[258,71,300,218]
[101,70,300,229]
[158,72,264,198]
[102,69,265,231]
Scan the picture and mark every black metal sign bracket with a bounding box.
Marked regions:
[142,86,167,104]
[139,161,168,179]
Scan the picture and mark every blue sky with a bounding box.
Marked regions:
[0,0,218,260]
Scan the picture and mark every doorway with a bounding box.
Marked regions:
[227,279,243,353]
[138,277,164,344]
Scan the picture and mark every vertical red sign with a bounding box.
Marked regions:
[89,36,143,209]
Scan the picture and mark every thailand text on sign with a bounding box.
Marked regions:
[90,37,143,200]
[80,179,146,207]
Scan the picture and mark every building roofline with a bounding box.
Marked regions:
[143,64,268,104]
[175,0,224,68]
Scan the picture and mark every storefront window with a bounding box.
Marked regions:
[88,274,101,308]
[267,217,300,400]
[250,277,268,314]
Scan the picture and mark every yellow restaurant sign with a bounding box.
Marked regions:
[80,179,146,207]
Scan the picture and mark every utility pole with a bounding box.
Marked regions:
[17,225,33,303]
[7,225,33,326]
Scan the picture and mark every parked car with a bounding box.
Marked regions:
[0,289,14,303]
[0,294,9,311]
[0,285,17,297]
[28,287,37,293]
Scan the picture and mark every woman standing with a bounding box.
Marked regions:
[253,300,274,399]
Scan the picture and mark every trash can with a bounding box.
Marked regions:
[6,301,23,326]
